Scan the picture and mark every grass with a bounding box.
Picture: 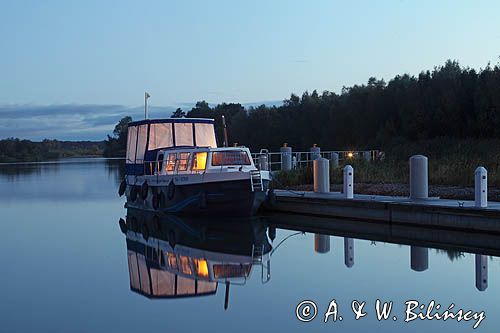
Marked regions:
[272,138,500,188]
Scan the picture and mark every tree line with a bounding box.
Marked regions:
[102,59,500,158]
[0,139,104,163]
[178,60,500,153]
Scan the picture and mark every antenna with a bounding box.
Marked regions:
[222,115,229,147]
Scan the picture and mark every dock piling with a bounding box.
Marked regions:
[258,154,269,171]
[310,144,321,160]
[280,143,292,171]
[475,167,487,208]
[410,246,429,272]
[475,254,488,291]
[314,234,330,253]
[409,155,428,200]
[363,151,371,161]
[313,157,330,193]
[344,238,354,268]
[331,152,339,168]
[343,165,354,199]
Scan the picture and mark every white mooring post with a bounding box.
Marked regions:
[474,167,487,208]
[410,246,429,272]
[280,143,292,171]
[343,165,354,199]
[313,158,330,193]
[475,254,488,291]
[363,151,371,161]
[331,152,339,168]
[314,234,330,254]
[310,144,321,160]
[344,238,354,268]
[409,155,428,200]
[258,154,269,171]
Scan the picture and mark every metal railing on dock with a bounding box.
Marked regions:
[251,149,380,172]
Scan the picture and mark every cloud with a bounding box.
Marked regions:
[0,104,175,141]
[0,101,283,141]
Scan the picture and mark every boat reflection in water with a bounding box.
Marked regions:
[119,209,272,308]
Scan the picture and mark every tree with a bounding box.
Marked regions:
[171,108,186,118]
[104,116,132,157]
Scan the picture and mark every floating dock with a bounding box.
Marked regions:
[265,190,500,234]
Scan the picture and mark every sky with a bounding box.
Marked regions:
[1,0,500,140]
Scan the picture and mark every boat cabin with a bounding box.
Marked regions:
[126,118,255,176]
[126,118,218,175]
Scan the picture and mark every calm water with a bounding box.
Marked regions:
[0,158,499,332]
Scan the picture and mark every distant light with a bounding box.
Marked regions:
[347,152,354,158]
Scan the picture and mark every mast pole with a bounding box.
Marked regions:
[222,115,228,147]
[144,92,150,119]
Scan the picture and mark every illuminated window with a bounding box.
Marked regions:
[167,252,178,270]
[177,152,190,171]
[212,151,251,166]
[179,256,192,275]
[192,152,207,171]
[165,153,176,172]
[193,258,209,278]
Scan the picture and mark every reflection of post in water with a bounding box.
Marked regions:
[410,246,429,272]
[475,254,488,291]
[344,238,354,268]
[314,234,330,253]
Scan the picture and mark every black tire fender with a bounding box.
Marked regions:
[118,180,127,197]
[167,180,175,200]
[140,181,149,200]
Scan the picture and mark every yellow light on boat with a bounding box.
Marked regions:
[195,259,209,278]
[192,152,207,171]
[347,152,354,158]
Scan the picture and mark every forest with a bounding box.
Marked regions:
[184,60,500,153]
[0,139,104,163]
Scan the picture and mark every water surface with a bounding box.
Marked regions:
[0,159,498,332]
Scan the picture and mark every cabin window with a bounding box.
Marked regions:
[192,152,207,171]
[193,258,209,278]
[165,154,176,172]
[135,124,148,162]
[211,151,251,166]
[126,126,138,163]
[177,152,190,171]
[195,123,217,147]
[167,252,178,270]
[179,255,192,275]
[174,123,194,146]
[149,123,173,149]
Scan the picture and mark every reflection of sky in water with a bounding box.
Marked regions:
[0,158,123,202]
[0,159,498,332]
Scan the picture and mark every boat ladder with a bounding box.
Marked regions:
[251,244,271,283]
[250,170,263,192]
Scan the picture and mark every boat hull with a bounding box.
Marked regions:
[125,179,269,217]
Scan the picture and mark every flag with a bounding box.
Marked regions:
[145,92,150,99]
